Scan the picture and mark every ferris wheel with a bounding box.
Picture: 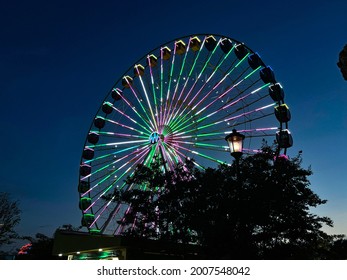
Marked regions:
[78,34,293,235]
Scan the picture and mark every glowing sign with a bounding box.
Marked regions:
[149,132,160,144]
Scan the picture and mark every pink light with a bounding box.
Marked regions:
[126,80,156,131]
[81,145,150,198]
[89,149,150,228]
[162,45,177,126]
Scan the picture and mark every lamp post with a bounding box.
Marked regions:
[225,129,245,178]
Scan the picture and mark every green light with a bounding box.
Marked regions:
[170,112,194,132]
[84,144,145,163]
[234,53,249,68]
[196,132,221,137]
[144,144,157,166]
[192,150,225,165]
[104,117,149,136]
[90,139,148,148]
[178,42,190,77]
[249,82,271,95]
[164,48,176,108]
[92,162,113,175]
[197,122,219,130]
[87,146,150,186]
[148,59,159,116]
[169,44,235,130]
[162,142,179,164]
[161,144,175,165]
[168,50,210,127]
[174,119,221,136]
[92,131,148,139]
[187,37,206,77]
[243,65,262,80]
[192,161,205,170]
[160,52,164,106]
[128,86,156,131]
[98,251,112,259]
[108,103,152,134]
[173,70,270,136]
[121,97,153,132]
[195,142,226,148]
[138,74,158,131]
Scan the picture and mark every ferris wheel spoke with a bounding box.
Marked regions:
[84,148,151,226]
[224,102,276,123]
[81,145,150,185]
[147,55,160,125]
[166,41,221,127]
[169,55,251,132]
[227,112,275,129]
[157,142,176,171]
[110,103,152,134]
[159,48,167,127]
[103,117,149,136]
[86,143,148,166]
[193,65,262,116]
[182,38,226,105]
[220,83,270,112]
[91,131,148,140]
[187,52,249,114]
[171,72,264,134]
[108,148,150,193]
[97,203,122,233]
[202,91,272,130]
[168,40,233,128]
[89,139,148,148]
[173,139,228,151]
[184,127,278,141]
[115,203,133,235]
[160,46,176,127]
[172,100,275,139]
[164,141,182,166]
[135,68,159,131]
[111,197,136,235]
[171,146,206,170]
[237,127,278,136]
[162,38,193,127]
[203,104,275,132]
[93,198,128,231]
[163,37,209,126]
[170,142,226,165]
[124,78,156,131]
[198,88,272,129]
[161,141,183,165]
[90,149,149,215]
[117,90,154,132]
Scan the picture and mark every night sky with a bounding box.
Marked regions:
[1,0,346,245]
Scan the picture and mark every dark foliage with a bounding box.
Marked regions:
[325,235,347,259]
[337,44,347,80]
[17,233,58,259]
[0,193,21,248]
[116,147,343,259]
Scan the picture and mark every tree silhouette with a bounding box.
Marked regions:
[0,193,21,249]
[18,233,57,259]
[325,235,347,259]
[337,44,347,80]
[117,147,336,259]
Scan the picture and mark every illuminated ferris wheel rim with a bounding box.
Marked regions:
[78,33,293,235]
[85,33,292,152]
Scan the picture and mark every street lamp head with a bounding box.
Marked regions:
[225,129,245,160]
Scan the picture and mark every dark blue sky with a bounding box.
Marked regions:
[0,0,346,241]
